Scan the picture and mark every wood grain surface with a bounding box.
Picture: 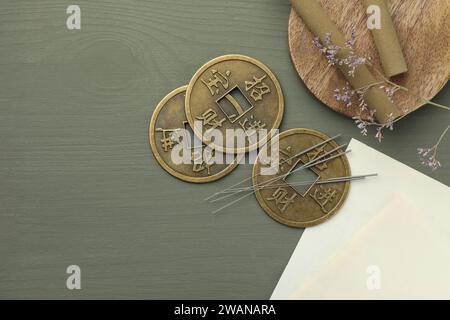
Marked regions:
[288,0,450,119]
[0,0,449,299]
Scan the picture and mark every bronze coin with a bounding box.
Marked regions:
[185,54,284,154]
[253,128,350,228]
[149,86,239,183]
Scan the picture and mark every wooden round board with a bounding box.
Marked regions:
[288,0,450,119]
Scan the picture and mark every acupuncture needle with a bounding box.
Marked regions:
[210,144,347,203]
[204,134,342,201]
[222,174,378,193]
[211,147,350,212]
[210,145,348,204]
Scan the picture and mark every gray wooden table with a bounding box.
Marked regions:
[1,0,449,299]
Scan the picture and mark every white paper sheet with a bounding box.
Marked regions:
[292,197,450,299]
[271,139,450,299]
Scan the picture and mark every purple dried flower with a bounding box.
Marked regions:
[312,37,322,49]
[312,33,343,67]
[380,85,397,103]
[312,25,365,77]
[313,21,449,171]
[417,125,449,171]
[346,25,357,48]
[356,91,369,112]
[375,127,384,142]
[353,117,368,136]
[334,84,354,107]
[417,147,441,171]
[417,147,430,157]
[342,54,366,77]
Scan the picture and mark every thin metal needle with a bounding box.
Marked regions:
[211,148,350,210]
[221,174,377,193]
[250,173,378,190]
[203,134,342,201]
[210,144,347,203]
[211,148,350,213]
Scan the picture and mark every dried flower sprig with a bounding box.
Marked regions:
[334,81,402,142]
[417,125,449,171]
[353,111,396,143]
[312,27,367,78]
[312,26,450,169]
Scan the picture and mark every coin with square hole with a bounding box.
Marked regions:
[252,128,350,228]
[185,55,284,154]
[149,86,239,183]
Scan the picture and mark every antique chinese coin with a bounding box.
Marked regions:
[149,86,239,183]
[253,128,350,228]
[185,54,284,154]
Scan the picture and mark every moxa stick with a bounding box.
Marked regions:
[291,0,401,123]
[364,0,408,78]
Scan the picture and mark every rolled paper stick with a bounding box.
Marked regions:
[364,0,408,78]
[291,0,401,123]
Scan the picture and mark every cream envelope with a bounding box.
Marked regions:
[292,196,450,299]
[271,139,450,300]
